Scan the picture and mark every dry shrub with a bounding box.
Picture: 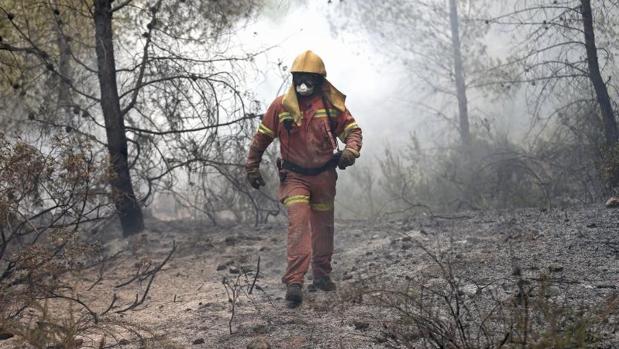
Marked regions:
[376,132,608,216]
[356,244,616,349]
[0,132,172,348]
[377,137,550,212]
[0,132,107,346]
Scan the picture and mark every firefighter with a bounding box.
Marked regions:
[245,50,362,307]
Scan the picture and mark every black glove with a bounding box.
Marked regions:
[337,148,357,170]
[246,168,265,189]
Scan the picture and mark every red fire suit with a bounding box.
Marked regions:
[246,93,362,285]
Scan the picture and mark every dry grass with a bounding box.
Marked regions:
[348,242,617,349]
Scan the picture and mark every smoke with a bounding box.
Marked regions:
[237,0,419,157]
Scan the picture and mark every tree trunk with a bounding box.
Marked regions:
[448,0,471,147]
[52,0,73,125]
[581,0,618,145]
[94,0,144,236]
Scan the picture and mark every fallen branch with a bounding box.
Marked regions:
[114,241,176,313]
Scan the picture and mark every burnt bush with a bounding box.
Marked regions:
[0,132,173,347]
[375,130,607,216]
[356,244,617,349]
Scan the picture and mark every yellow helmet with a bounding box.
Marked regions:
[290,50,327,76]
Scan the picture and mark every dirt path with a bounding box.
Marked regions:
[2,206,618,348]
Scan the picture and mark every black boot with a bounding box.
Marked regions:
[308,275,336,292]
[285,283,303,308]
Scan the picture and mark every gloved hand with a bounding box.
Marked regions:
[246,168,265,189]
[338,148,358,170]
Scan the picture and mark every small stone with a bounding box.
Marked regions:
[192,338,205,345]
[402,236,412,242]
[118,339,129,345]
[545,286,561,297]
[229,266,240,274]
[247,337,271,349]
[343,274,353,280]
[252,324,269,334]
[596,283,616,289]
[548,264,563,273]
[460,284,478,296]
[605,196,619,208]
[217,260,233,271]
[371,234,379,239]
[352,320,370,331]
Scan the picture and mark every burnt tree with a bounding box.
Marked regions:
[0,0,270,230]
[94,0,144,235]
[449,0,471,148]
[580,0,618,146]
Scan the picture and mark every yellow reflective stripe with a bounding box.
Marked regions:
[346,148,360,158]
[285,198,309,206]
[283,195,310,206]
[338,122,359,140]
[314,109,339,118]
[310,202,334,211]
[278,112,293,122]
[344,122,359,131]
[257,123,274,138]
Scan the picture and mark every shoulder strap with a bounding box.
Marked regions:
[321,94,339,139]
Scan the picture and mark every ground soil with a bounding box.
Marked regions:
[1,205,617,348]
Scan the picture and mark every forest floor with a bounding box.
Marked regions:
[2,205,618,348]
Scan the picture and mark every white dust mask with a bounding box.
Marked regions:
[296,83,314,96]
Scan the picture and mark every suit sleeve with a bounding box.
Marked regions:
[334,109,362,158]
[246,100,280,171]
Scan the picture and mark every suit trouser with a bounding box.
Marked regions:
[279,168,336,285]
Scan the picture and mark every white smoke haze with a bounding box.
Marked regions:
[140,0,619,219]
[1,0,616,221]
[235,1,551,155]
[238,0,418,156]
